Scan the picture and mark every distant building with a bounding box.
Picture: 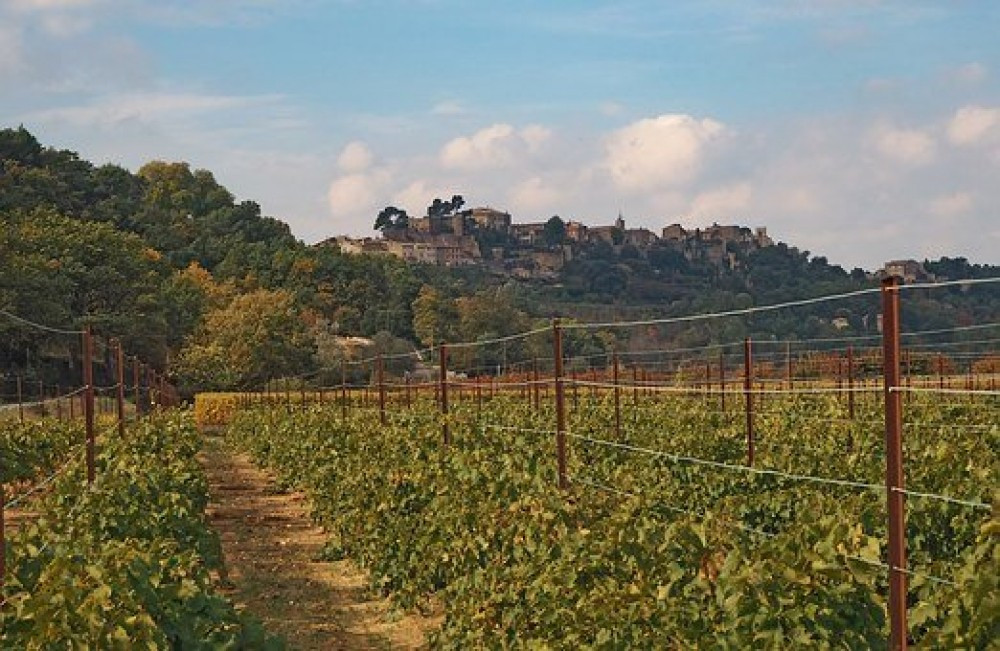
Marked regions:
[565,220,588,242]
[466,207,512,233]
[511,222,546,245]
[623,227,658,247]
[881,259,934,284]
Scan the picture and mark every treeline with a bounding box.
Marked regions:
[1,126,997,396]
[0,127,473,394]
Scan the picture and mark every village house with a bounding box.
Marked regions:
[881,260,934,284]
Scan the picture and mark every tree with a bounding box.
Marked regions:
[543,215,566,246]
[174,288,314,391]
[427,195,464,218]
[374,206,409,232]
[411,285,457,347]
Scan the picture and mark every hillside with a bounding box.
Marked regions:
[1,127,998,394]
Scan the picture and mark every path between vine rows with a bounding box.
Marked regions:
[199,434,438,650]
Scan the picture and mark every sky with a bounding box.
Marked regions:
[2,0,999,270]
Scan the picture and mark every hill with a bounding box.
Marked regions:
[1,126,997,394]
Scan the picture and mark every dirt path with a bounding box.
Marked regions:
[200,434,436,650]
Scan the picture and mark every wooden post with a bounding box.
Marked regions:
[553,320,568,490]
[114,339,125,437]
[743,337,754,467]
[439,345,450,445]
[881,276,908,651]
[83,326,96,484]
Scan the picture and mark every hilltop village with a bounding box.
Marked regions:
[329,206,775,280]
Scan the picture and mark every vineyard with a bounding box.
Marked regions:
[211,278,999,649]
[2,277,999,648]
[0,412,280,647]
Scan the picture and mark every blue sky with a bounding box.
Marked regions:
[2,0,999,269]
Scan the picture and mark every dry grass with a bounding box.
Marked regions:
[200,435,438,650]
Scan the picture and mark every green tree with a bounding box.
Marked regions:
[175,288,314,391]
[412,285,457,347]
[543,215,566,246]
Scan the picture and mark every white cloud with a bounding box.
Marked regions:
[688,182,753,218]
[8,0,100,11]
[327,170,389,220]
[520,124,552,152]
[508,176,562,214]
[440,123,551,170]
[947,105,1000,146]
[871,125,935,165]
[951,62,987,85]
[39,11,92,36]
[337,141,373,173]
[430,100,466,116]
[27,91,284,126]
[605,114,725,192]
[600,101,625,116]
[0,25,24,74]
[929,192,973,217]
[392,179,451,216]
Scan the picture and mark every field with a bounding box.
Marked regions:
[0,413,281,648]
[223,385,999,648]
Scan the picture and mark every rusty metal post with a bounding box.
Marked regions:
[404,375,410,409]
[132,356,140,420]
[532,358,540,413]
[377,354,386,426]
[114,339,125,437]
[848,345,855,420]
[881,277,908,651]
[937,353,944,390]
[341,362,348,421]
[613,351,622,440]
[720,349,726,413]
[632,366,639,406]
[300,381,307,413]
[743,337,754,467]
[704,358,711,401]
[553,319,568,490]
[786,342,793,389]
[146,364,155,412]
[56,384,63,420]
[16,376,23,423]
[476,376,482,420]
[439,345,450,445]
[0,480,4,591]
[83,326,96,484]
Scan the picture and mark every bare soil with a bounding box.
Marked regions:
[200,434,437,650]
